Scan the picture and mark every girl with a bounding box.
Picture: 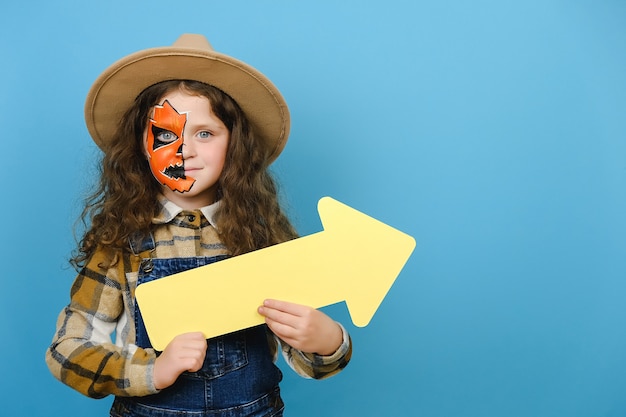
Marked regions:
[46,34,352,417]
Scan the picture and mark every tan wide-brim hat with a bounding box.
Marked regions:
[85,33,290,162]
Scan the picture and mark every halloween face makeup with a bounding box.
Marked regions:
[146,100,196,192]
[144,91,230,209]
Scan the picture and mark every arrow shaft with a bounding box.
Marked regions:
[136,229,348,347]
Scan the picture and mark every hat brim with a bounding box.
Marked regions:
[85,44,289,162]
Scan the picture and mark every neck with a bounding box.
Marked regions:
[161,188,217,210]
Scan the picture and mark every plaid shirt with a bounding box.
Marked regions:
[46,198,351,398]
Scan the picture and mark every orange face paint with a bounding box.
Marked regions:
[146,100,196,192]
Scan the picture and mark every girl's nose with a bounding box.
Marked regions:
[181,137,196,158]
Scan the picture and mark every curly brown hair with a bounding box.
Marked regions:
[71,80,297,269]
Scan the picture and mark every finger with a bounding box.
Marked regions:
[186,356,205,373]
[179,343,207,357]
[265,316,296,337]
[179,343,207,371]
[262,299,309,316]
[258,305,300,329]
[168,332,205,348]
[177,331,207,341]
[265,317,300,346]
[166,333,207,360]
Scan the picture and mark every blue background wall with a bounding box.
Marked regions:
[2,1,625,415]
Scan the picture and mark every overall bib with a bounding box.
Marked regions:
[111,234,284,417]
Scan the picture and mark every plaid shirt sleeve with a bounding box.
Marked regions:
[268,323,352,380]
[45,248,159,398]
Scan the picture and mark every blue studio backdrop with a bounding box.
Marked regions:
[2,1,625,416]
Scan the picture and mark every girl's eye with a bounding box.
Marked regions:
[155,129,178,143]
[198,131,212,139]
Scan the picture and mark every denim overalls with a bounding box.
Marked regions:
[110,233,284,417]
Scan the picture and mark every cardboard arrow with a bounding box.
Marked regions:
[135,196,416,350]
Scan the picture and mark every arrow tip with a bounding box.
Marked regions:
[317,197,416,327]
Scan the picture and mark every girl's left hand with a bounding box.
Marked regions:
[258,299,343,356]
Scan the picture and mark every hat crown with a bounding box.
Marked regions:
[173,33,213,51]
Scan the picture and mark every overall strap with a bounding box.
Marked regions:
[129,231,156,255]
[128,231,156,273]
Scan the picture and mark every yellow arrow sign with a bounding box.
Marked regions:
[135,196,416,350]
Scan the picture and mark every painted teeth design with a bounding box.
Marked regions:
[163,163,186,180]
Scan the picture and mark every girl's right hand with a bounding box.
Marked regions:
[153,332,207,390]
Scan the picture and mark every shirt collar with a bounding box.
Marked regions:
[154,195,221,228]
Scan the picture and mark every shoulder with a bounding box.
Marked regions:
[80,244,139,286]
[84,244,131,271]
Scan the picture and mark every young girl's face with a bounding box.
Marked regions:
[144,89,229,209]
